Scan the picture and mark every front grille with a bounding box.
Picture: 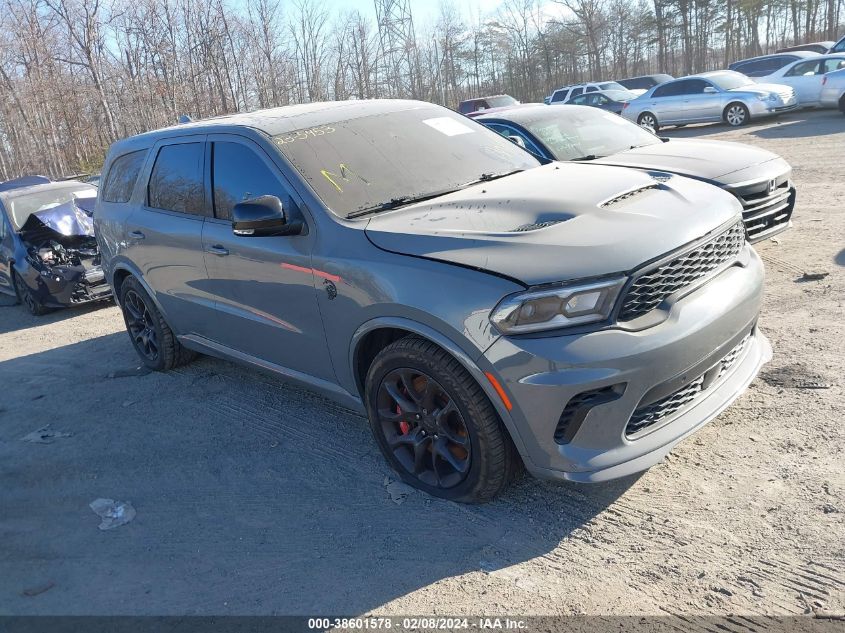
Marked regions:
[626,334,750,437]
[618,221,746,322]
[735,182,794,242]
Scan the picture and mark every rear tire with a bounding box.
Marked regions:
[365,336,519,503]
[637,112,659,133]
[119,276,195,371]
[13,271,49,316]
[838,94,845,114]
[724,102,750,127]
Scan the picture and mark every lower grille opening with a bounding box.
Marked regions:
[626,334,751,438]
[555,384,625,444]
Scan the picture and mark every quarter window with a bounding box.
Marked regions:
[102,150,147,203]
[147,143,205,215]
[212,142,288,220]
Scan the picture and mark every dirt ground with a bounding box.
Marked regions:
[1,109,843,620]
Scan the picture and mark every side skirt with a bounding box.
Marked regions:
[178,333,365,414]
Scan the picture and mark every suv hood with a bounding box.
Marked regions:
[364,163,741,286]
[593,139,785,184]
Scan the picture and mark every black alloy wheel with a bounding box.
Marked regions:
[13,271,48,316]
[123,288,159,362]
[376,368,471,489]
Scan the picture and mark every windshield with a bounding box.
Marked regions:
[598,82,626,91]
[708,72,753,90]
[486,95,518,108]
[274,105,540,218]
[517,107,661,161]
[3,183,97,230]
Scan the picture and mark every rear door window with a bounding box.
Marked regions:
[786,60,821,76]
[822,57,845,73]
[102,150,147,203]
[211,141,289,220]
[652,82,680,97]
[147,143,205,215]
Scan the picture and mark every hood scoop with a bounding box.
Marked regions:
[600,184,660,208]
[511,219,566,232]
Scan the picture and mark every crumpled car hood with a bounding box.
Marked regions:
[593,139,785,183]
[20,200,95,245]
[364,163,741,286]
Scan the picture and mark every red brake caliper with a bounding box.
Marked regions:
[398,404,410,435]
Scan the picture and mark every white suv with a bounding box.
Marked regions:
[548,81,628,104]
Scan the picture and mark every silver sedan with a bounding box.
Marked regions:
[622,70,798,132]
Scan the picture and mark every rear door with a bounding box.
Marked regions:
[201,134,334,381]
[126,135,216,335]
[650,80,686,122]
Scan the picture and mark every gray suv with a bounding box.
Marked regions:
[96,100,771,502]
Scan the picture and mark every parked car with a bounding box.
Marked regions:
[755,54,845,105]
[820,67,845,112]
[566,89,638,114]
[622,70,798,131]
[548,81,628,104]
[828,35,845,53]
[776,42,835,54]
[96,99,770,502]
[615,74,674,91]
[728,51,820,77]
[458,94,519,117]
[477,104,795,243]
[0,176,111,314]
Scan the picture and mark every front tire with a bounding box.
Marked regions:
[13,271,49,316]
[365,336,519,503]
[119,276,195,371]
[724,102,750,127]
[637,112,659,133]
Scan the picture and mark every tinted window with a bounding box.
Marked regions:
[212,142,288,220]
[570,87,584,98]
[823,57,845,73]
[786,60,820,76]
[834,38,845,53]
[653,81,682,97]
[682,79,711,94]
[102,150,147,203]
[550,90,568,103]
[147,143,205,215]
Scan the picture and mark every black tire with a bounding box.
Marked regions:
[724,102,750,127]
[13,271,49,316]
[119,275,195,371]
[838,94,845,114]
[365,336,520,503]
[637,111,659,133]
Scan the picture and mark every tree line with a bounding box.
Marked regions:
[1,0,842,180]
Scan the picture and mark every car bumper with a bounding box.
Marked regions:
[748,99,800,117]
[483,245,769,482]
[30,265,112,307]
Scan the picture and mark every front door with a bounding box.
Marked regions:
[201,134,334,382]
[783,59,824,103]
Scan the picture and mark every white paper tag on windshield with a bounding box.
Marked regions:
[422,117,475,136]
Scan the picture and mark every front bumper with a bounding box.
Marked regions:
[483,245,769,482]
[31,264,112,307]
[749,98,799,117]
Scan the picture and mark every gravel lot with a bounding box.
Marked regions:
[1,109,843,620]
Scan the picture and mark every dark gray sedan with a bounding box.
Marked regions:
[567,89,637,114]
[477,104,795,242]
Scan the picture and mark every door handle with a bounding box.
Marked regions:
[206,244,229,256]
[128,230,145,239]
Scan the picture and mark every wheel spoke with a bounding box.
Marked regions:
[434,437,469,474]
[384,380,418,414]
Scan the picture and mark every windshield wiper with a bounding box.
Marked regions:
[570,154,602,161]
[347,189,461,219]
[346,169,525,219]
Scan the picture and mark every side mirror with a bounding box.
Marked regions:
[232,195,301,237]
[508,135,527,149]
[703,86,718,93]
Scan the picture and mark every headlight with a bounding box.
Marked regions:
[758,93,778,102]
[490,277,626,334]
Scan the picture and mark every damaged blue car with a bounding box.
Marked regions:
[0,176,112,315]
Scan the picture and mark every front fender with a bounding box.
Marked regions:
[349,316,532,466]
